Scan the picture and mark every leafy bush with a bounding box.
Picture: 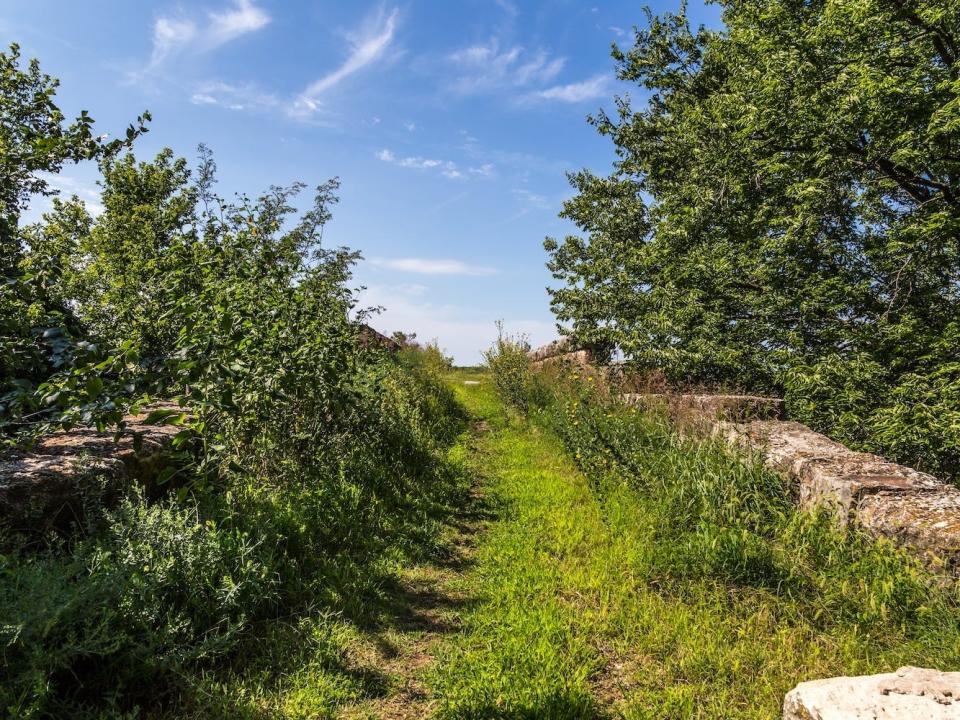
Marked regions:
[482,322,532,413]
[0,44,469,717]
[785,353,960,479]
[399,338,454,376]
[0,495,270,714]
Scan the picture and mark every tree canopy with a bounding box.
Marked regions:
[546,0,960,477]
[0,43,149,420]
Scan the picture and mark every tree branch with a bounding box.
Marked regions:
[886,0,957,72]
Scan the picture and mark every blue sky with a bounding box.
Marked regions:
[4,0,719,363]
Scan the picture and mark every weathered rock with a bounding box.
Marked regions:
[528,338,575,363]
[531,349,594,371]
[717,421,941,522]
[528,339,600,373]
[358,324,400,352]
[857,488,960,572]
[714,419,960,569]
[783,666,960,719]
[0,403,184,531]
[622,393,784,422]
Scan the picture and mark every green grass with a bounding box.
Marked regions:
[36,366,953,718]
[429,370,960,719]
[431,371,604,717]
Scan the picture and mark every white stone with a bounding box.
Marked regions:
[783,666,960,719]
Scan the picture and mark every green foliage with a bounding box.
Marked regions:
[482,322,532,413]
[785,351,960,477]
[0,43,148,429]
[0,495,270,714]
[545,1,960,477]
[399,338,455,376]
[439,370,960,718]
[0,45,470,717]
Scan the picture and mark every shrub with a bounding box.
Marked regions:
[482,322,532,413]
[785,353,960,479]
[0,44,470,716]
[0,493,270,715]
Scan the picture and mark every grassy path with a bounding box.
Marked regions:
[425,370,939,719]
[428,370,612,717]
[314,368,614,718]
[250,367,954,719]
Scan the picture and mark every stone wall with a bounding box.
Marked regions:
[0,403,184,534]
[358,324,400,352]
[528,340,960,571]
[528,339,594,370]
[715,419,960,572]
[619,389,960,572]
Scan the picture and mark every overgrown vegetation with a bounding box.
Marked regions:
[544,0,960,479]
[0,44,469,717]
[481,322,532,414]
[473,352,960,717]
[7,1,960,710]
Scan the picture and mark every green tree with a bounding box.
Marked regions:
[72,150,198,360]
[0,43,148,427]
[546,1,960,476]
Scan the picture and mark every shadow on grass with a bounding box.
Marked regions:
[170,429,500,718]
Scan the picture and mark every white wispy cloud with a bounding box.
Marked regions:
[370,257,497,276]
[376,149,494,180]
[471,163,495,177]
[144,0,269,73]
[190,80,280,111]
[512,187,550,209]
[446,38,611,104]
[534,74,610,103]
[189,7,397,120]
[292,6,399,117]
[150,17,198,68]
[207,0,270,45]
[394,283,430,297]
[377,149,462,178]
[448,39,564,94]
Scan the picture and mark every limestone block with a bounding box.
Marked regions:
[531,350,594,371]
[857,488,960,570]
[783,666,960,719]
[0,402,184,529]
[718,421,940,523]
[528,338,574,362]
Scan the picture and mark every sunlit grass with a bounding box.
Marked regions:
[430,371,960,719]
